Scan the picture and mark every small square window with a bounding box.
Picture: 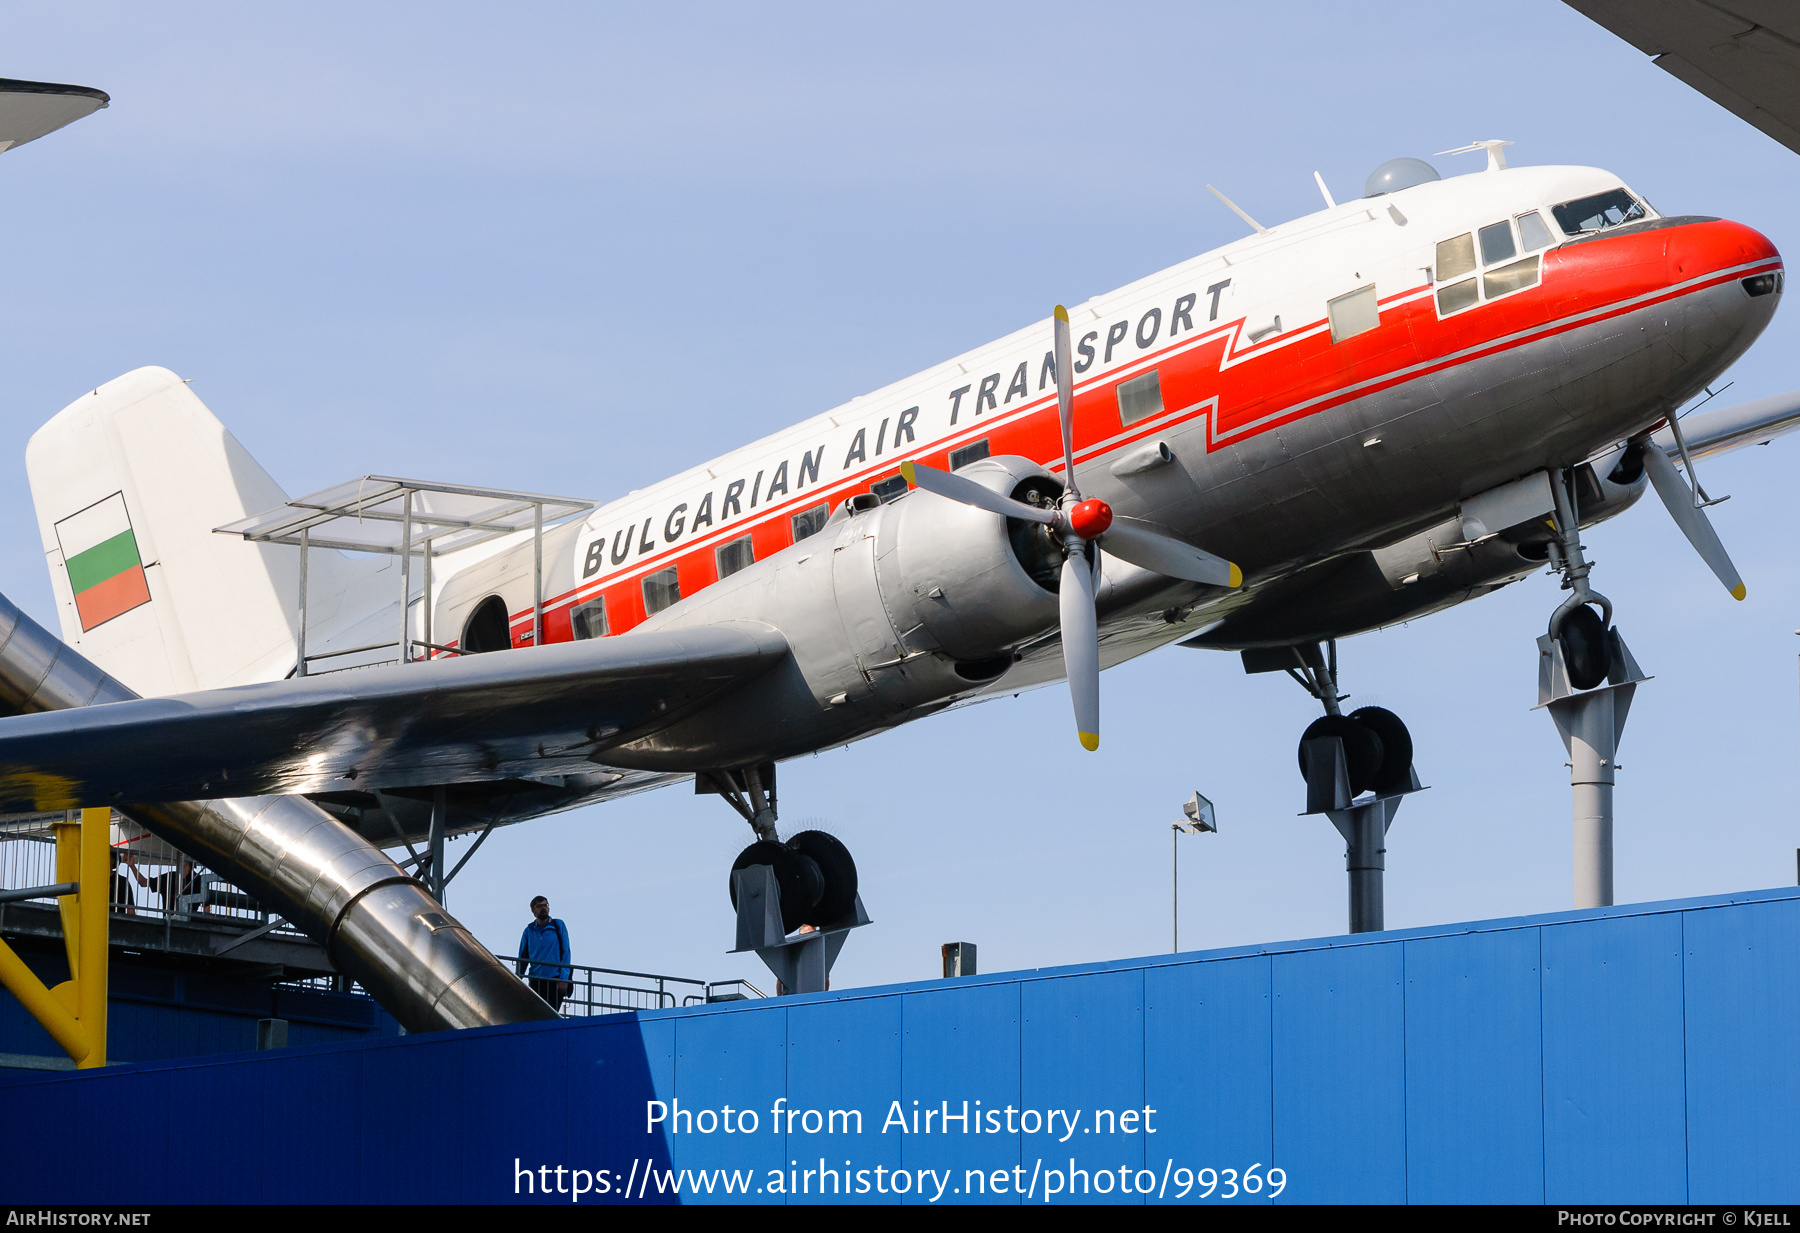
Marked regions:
[949,439,990,471]
[1478,221,1517,266]
[1436,233,1476,281]
[871,474,908,503]
[716,534,755,578]
[1327,284,1379,343]
[642,567,681,615]
[1116,369,1163,426]
[1482,254,1540,299]
[570,598,608,640]
[1437,278,1479,314]
[1517,210,1553,251]
[791,503,829,541]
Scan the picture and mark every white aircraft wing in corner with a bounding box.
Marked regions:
[1566,1,1800,155]
[0,77,108,155]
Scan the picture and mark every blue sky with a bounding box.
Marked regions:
[3,2,1798,991]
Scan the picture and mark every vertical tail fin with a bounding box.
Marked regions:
[26,366,364,694]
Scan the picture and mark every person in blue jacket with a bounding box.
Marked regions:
[515,895,572,1011]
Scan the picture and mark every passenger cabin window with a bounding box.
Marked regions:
[716,534,755,578]
[1552,188,1647,236]
[1436,216,1542,316]
[1327,285,1379,343]
[949,439,990,471]
[570,597,608,640]
[871,474,909,503]
[791,503,829,541]
[1116,369,1163,426]
[642,567,681,615]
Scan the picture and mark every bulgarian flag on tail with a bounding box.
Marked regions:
[56,493,152,631]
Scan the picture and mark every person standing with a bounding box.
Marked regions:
[515,895,572,1012]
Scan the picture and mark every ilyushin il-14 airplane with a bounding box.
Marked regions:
[0,52,1797,1023]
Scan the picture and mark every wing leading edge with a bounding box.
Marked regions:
[0,622,789,812]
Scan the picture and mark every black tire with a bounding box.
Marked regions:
[1348,706,1413,796]
[728,840,824,933]
[1557,604,1612,690]
[786,830,857,927]
[1297,714,1385,797]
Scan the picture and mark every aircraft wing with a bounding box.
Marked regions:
[0,78,109,154]
[1565,2,1800,154]
[1654,387,1800,459]
[0,622,788,811]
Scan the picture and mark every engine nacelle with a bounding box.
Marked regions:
[619,456,1064,765]
[1191,459,1648,651]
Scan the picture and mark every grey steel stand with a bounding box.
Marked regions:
[730,864,870,995]
[1534,628,1650,909]
[1302,736,1425,934]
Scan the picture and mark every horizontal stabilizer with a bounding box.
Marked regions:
[0,623,789,810]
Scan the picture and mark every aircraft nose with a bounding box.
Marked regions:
[1665,217,1781,286]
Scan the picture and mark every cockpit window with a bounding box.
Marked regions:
[1517,211,1553,251]
[1552,189,1647,235]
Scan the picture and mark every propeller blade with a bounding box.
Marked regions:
[900,461,1058,525]
[1642,443,1746,600]
[1060,551,1100,751]
[1098,519,1242,588]
[1053,305,1079,499]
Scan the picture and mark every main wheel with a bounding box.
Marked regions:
[786,830,857,926]
[1348,706,1413,796]
[729,840,823,933]
[1297,714,1385,797]
[1557,604,1612,690]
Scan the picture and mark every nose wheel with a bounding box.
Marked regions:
[1536,466,1652,910]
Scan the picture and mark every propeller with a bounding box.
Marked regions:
[1639,436,1746,600]
[900,304,1242,750]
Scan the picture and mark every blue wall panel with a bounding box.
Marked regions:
[1682,898,1800,1203]
[899,981,1020,1204]
[1540,912,1688,1203]
[670,1000,788,1202]
[786,993,902,1204]
[1271,941,1407,1203]
[1021,968,1146,1205]
[4,887,1799,1205]
[1144,955,1273,1205]
[1402,928,1544,1203]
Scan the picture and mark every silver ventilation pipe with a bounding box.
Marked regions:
[0,589,557,1033]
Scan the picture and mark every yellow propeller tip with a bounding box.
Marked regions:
[1228,562,1243,588]
[1054,304,1069,322]
[899,461,916,485]
[1732,583,1747,601]
[1079,732,1099,751]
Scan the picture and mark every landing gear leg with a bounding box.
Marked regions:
[1254,640,1426,934]
[1535,467,1650,910]
[700,765,871,995]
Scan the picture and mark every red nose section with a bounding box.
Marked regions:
[1665,218,1781,283]
[1068,498,1113,540]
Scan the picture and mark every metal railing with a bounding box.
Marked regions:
[0,816,308,941]
[504,956,765,1015]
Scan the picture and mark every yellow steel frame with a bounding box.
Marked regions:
[0,806,110,1067]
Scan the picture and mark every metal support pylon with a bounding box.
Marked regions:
[1535,629,1650,909]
